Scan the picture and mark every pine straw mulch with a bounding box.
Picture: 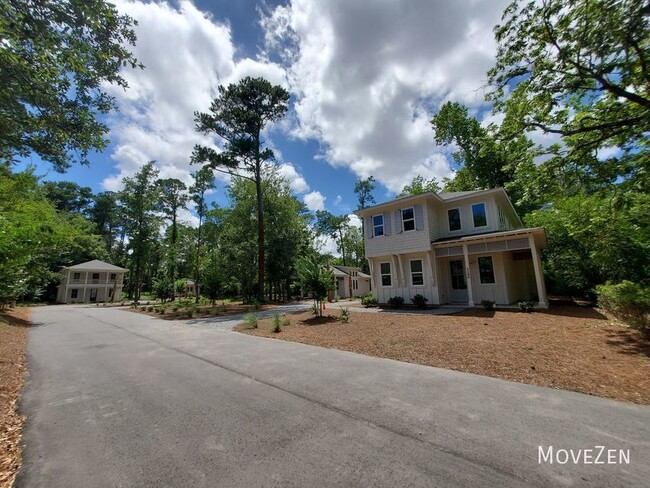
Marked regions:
[0,308,30,488]
[235,305,650,405]
[126,302,282,320]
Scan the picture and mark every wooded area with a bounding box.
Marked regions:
[0,1,648,322]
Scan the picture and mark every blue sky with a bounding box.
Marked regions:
[24,0,517,225]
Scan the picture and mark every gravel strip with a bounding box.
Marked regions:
[181,303,311,330]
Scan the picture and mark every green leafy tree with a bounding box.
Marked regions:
[0,0,143,171]
[315,211,350,266]
[296,257,335,317]
[399,175,442,196]
[525,192,650,295]
[119,162,160,301]
[354,176,376,209]
[190,166,216,302]
[89,191,121,253]
[193,76,290,302]
[156,178,189,297]
[487,0,650,189]
[42,181,94,214]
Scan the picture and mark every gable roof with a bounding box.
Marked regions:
[63,260,128,272]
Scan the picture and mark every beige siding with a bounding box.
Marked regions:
[437,195,503,240]
[365,201,431,258]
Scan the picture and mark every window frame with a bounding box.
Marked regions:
[447,207,462,232]
[73,272,81,280]
[409,259,424,287]
[110,273,117,280]
[380,262,392,287]
[472,202,488,228]
[71,289,79,299]
[92,272,100,280]
[372,214,384,237]
[402,207,416,232]
[478,256,496,284]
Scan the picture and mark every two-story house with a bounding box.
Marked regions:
[56,260,127,304]
[356,188,547,308]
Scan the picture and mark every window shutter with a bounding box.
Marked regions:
[383,212,392,235]
[365,217,373,239]
[395,210,403,233]
[415,205,424,230]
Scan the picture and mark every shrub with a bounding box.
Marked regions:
[339,307,349,323]
[387,296,405,308]
[271,313,282,333]
[172,304,180,312]
[309,303,319,316]
[596,281,650,338]
[481,300,495,310]
[411,294,428,308]
[244,313,258,329]
[518,301,534,313]
[139,306,146,312]
[147,305,154,312]
[361,294,378,307]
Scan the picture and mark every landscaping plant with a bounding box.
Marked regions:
[481,300,495,310]
[244,313,258,329]
[518,301,534,313]
[361,294,378,307]
[596,281,649,338]
[271,313,282,333]
[388,296,405,308]
[339,307,349,323]
[411,294,428,308]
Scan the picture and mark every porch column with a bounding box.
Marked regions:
[367,259,374,292]
[528,235,548,308]
[462,244,475,307]
[82,271,89,302]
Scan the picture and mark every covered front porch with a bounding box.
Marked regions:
[432,228,548,308]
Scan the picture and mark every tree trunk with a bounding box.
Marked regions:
[255,165,265,303]
[194,207,203,304]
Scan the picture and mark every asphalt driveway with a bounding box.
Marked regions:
[17,305,650,487]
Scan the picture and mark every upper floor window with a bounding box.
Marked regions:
[92,273,100,280]
[478,256,495,284]
[448,208,461,231]
[472,203,487,227]
[73,272,80,280]
[110,273,117,280]
[380,262,392,287]
[402,207,415,232]
[410,260,424,286]
[372,214,384,236]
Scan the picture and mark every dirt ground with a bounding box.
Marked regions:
[0,308,30,488]
[236,305,650,405]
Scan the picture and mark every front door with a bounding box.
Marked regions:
[89,288,98,302]
[449,260,468,303]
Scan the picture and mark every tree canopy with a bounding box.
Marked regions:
[193,76,290,301]
[0,0,142,171]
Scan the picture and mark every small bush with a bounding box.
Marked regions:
[596,281,650,338]
[411,294,428,308]
[481,300,495,310]
[252,300,262,310]
[309,303,319,316]
[172,304,180,312]
[244,313,258,329]
[387,296,405,308]
[361,294,378,307]
[271,313,282,333]
[147,306,154,312]
[339,307,349,323]
[518,301,534,313]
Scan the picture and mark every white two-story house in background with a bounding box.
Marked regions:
[56,260,127,304]
[356,188,548,308]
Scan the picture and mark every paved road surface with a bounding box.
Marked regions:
[17,305,650,487]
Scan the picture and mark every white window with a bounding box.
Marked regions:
[448,208,461,231]
[472,203,487,227]
[402,207,415,232]
[353,279,358,290]
[71,289,78,298]
[410,260,424,286]
[380,262,392,287]
[110,273,116,280]
[372,214,384,236]
[73,272,80,280]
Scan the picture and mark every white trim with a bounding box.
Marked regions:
[447,207,462,233]
[409,259,425,287]
[372,213,384,237]
[379,261,392,288]
[477,255,496,285]
[471,201,489,229]
[401,207,416,232]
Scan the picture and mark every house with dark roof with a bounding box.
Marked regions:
[56,260,127,304]
[355,188,547,308]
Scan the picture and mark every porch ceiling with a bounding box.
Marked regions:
[432,227,546,249]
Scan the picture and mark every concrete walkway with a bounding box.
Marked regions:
[18,305,650,487]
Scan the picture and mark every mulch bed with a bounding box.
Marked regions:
[236,305,650,405]
[0,308,30,488]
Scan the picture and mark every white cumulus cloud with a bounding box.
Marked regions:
[277,163,310,193]
[303,190,326,211]
[261,0,509,193]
